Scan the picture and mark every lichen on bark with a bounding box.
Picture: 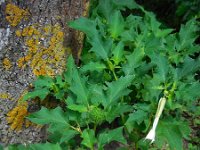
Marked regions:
[0,0,89,146]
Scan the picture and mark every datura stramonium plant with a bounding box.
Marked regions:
[145,97,166,143]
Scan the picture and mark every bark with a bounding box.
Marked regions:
[0,0,89,145]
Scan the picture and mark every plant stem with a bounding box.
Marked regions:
[120,97,125,123]
[112,69,118,80]
[93,124,97,132]
[70,123,82,134]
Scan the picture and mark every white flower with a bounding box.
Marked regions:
[144,97,166,143]
[145,117,159,143]
[145,127,156,143]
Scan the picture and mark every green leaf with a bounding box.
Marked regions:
[150,53,169,82]
[155,28,173,38]
[108,10,125,38]
[64,55,76,84]
[48,123,69,134]
[97,0,114,20]
[54,90,65,100]
[106,75,134,107]
[23,89,49,101]
[106,103,132,123]
[177,19,199,51]
[125,109,148,133]
[145,12,161,32]
[60,129,79,144]
[29,143,62,150]
[68,104,88,113]
[81,61,106,73]
[55,75,65,88]
[28,107,68,125]
[177,57,200,80]
[156,119,191,150]
[81,129,97,149]
[111,41,124,65]
[123,47,145,75]
[98,127,127,149]
[89,84,107,106]
[144,12,173,37]
[69,66,89,106]
[89,37,112,60]
[125,15,143,29]
[142,75,163,101]
[68,17,97,38]
[175,81,200,102]
[113,0,139,9]
[69,18,112,60]
[34,76,54,89]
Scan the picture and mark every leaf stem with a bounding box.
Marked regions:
[93,124,97,132]
[107,60,118,80]
[112,69,118,80]
[70,123,82,134]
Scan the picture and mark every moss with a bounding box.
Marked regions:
[5,3,29,27]
[2,58,12,70]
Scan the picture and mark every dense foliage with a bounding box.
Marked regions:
[4,0,200,149]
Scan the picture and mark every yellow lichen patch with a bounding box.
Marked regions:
[16,24,66,77]
[5,3,29,27]
[43,25,51,34]
[0,93,13,100]
[21,26,40,37]
[25,38,39,53]
[2,58,12,70]
[6,91,34,131]
[33,65,47,76]
[7,102,29,131]
[15,30,22,37]
[17,57,27,68]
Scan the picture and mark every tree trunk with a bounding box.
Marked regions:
[0,0,89,145]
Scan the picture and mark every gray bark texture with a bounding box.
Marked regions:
[0,0,88,145]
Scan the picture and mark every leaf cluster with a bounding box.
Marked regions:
[19,0,200,149]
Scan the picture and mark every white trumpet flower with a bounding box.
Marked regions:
[145,97,166,143]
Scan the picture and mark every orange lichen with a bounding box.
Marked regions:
[33,65,47,76]
[24,53,32,61]
[5,3,29,27]
[16,24,66,76]
[6,91,33,131]
[7,102,29,131]
[2,58,12,70]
